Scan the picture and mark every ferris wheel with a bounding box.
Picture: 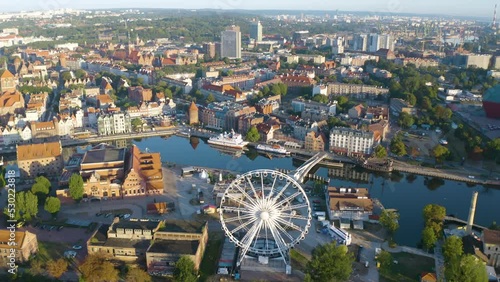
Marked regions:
[219,169,312,266]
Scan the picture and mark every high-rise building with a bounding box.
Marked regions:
[221,25,241,59]
[203,42,216,59]
[368,33,394,52]
[250,21,263,42]
[368,33,380,53]
[379,34,395,51]
[353,34,368,51]
[332,37,345,55]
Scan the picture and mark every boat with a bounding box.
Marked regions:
[256,144,290,155]
[207,130,249,149]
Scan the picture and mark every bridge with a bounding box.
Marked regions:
[444,216,488,230]
[289,152,328,183]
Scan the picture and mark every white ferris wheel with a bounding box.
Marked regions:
[219,169,312,267]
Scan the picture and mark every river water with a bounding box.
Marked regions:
[128,135,500,247]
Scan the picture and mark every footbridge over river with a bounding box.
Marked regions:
[289,152,328,183]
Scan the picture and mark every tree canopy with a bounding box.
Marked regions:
[125,268,152,282]
[390,135,407,156]
[421,226,438,250]
[245,126,261,142]
[80,252,119,282]
[421,204,446,246]
[305,242,354,282]
[443,235,487,282]
[69,173,84,202]
[379,210,399,235]
[432,145,450,163]
[44,197,61,215]
[374,145,388,158]
[46,259,68,278]
[173,256,197,282]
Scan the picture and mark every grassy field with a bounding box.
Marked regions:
[290,249,309,272]
[445,130,467,161]
[199,232,224,281]
[380,252,435,282]
[37,241,73,263]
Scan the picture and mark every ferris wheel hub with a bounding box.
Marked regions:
[260,211,270,221]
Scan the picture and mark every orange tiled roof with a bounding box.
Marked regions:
[17,141,62,161]
[0,91,23,107]
[0,69,14,78]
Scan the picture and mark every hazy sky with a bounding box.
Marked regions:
[0,0,498,18]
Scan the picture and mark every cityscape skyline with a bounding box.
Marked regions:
[0,0,499,18]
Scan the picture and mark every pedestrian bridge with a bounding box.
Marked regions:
[289,152,328,183]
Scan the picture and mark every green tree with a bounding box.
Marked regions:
[80,252,119,282]
[379,210,399,235]
[390,137,407,156]
[443,236,463,262]
[421,226,437,250]
[445,254,488,282]
[376,251,392,275]
[420,96,432,111]
[125,268,152,282]
[15,191,38,221]
[34,176,51,190]
[398,112,415,129]
[278,83,288,96]
[432,145,450,163]
[61,71,73,81]
[374,145,388,158]
[422,204,446,238]
[74,69,87,79]
[131,118,143,130]
[205,93,215,104]
[69,173,84,202]
[305,242,354,282]
[31,182,49,202]
[433,105,452,121]
[312,94,329,104]
[46,258,68,278]
[173,256,197,282]
[245,126,261,142]
[270,84,282,96]
[44,197,61,215]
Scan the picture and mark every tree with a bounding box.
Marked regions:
[44,197,61,215]
[31,182,49,202]
[443,236,463,262]
[398,112,415,129]
[80,252,119,282]
[379,210,399,235]
[433,105,452,121]
[131,118,143,130]
[422,204,446,238]
[376,251,392,275]
[390,137,407,156]
[305,242,354,282]
[46,259,68,278]
[312,94,329,104]
[61,71,73,81]
[126,268,152,282]
[34,176,51,190]
[421,226,437,250]
[420,96,432,111]
[20,191,38,221]
[245,126,261,142]
[205,93,215,104]
[454,255,488,282]
[29,259,44,275]
[270,84,282,96]
[432,145,450,163]
[374,145,388,158]
[69,173,84,202]
[173,256,197,282]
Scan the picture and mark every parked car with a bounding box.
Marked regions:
[57,226,64,231]
[72,245,83,250]
[95,212,103,217]
[105,213,112,218]
[123,214,131,219]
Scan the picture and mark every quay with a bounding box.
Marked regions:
[0,127,178,154]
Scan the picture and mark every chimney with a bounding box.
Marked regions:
[466,191,479,235]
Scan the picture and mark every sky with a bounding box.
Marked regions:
[0,0,498,18]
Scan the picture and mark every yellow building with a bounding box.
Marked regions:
[16,141,63,178]
[0,230,38,263]
[188,102,199,125]
[305,131,326,152]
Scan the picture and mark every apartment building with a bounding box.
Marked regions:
[17,141,63,178]
[329,127,374,156]
[97,113,132,135]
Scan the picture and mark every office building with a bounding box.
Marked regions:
[17,141,64,178]
[332,37,345,55]
[250,21,263,42]
[221,25,241,59]
[353,34,368,51]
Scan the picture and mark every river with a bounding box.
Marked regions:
[129,135,500,247]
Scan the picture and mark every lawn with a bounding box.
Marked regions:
[445,130,467,161]
[199,231,224,281]
[36,241,73,263]
[290,249,309,272]
[380,252,435,282]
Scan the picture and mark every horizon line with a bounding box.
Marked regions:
[0,7,492,20]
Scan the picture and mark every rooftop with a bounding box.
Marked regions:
[483,229,500,245]
[148,240,200,254]
[159,220,206,234]
[17,141,62,161]
[112,220,161,232]
[0,230,27,249]
[483,84,500,103]
[82,148,126,164]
